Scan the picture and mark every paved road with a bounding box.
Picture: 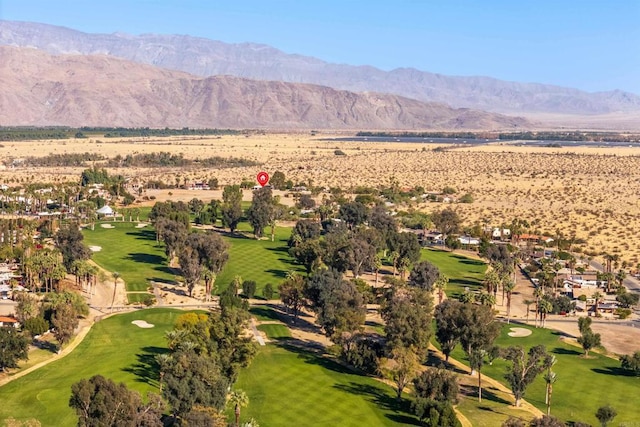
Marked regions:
[585,257,640,293]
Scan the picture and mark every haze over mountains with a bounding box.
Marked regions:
[0,46,529,129]
[1,20,638,129]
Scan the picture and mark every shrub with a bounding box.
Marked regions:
[340,335,383,375]
[615,308,632,319]
[22,316,50,337]
[242,280,257,299]
[459,193,474,203]
[334,149,346,156]
[263,283,274,300]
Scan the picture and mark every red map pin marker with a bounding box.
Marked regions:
[257,171,269,187]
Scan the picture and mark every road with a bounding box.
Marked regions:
[585,257,640,293]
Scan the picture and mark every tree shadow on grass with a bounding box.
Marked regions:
[460,384,512,406]
[592,366,636,377]
[265,269,288,279]
[551,347,581,356]
[126,229,157,241]
[333,382,420,425]
[122,346,168,386]
[450,278,482,288]
[250,306,285,322]
[127,252,165,265]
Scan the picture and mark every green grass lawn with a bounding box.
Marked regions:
[83,222,175,298]
[257,324,291,340]
[420,248,487,297]
[215,223,303,298]
[447,324,640,425]
[0,309,183,426]
[232,342,420,426]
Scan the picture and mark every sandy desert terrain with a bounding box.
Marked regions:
[2,132,640,266]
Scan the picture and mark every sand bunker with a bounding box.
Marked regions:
[135,223,148,228]
[100,223,115,229]
[89,246,102,252]
[132,320,154,328]
[508,327,533,338]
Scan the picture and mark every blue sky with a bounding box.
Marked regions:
[1,0,639,93]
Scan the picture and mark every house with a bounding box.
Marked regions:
[492,228,511,239]
[423,231,443,245]
[0,316,18,328]
[458,236,480,246]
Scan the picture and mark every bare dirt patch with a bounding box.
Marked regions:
[88,245,102,252]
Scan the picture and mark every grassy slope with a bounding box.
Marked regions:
[215,223,303,297]
[232,343,419,427]
[83,222,175,293]
[0,309,181,426]
[420,248,487,297]
[449,324,640,425]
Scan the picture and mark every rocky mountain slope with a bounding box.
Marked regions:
[1,20,638,115]
[0,46,529,129]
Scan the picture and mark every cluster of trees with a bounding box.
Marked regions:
[69,308,259,426]
[106,152,258,169]
[288,204,427,280]
[0,290,90,371]
[19,152,105,167]
[503,404,618,426]
[150,201,229,298]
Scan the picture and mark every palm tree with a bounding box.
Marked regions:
[435,274,449,304]
[374,253,383,286]
[155,353,172,392]
[592,291,603,316]
[111,271,121,312]
[503,279,516,323]
[228,390,249,427]
[539,299,553,328]
[523,299,535,324]
[202,267,215,302]
[533,287,544,328]
[389,251,399,277]
[483,270,501,299]
[544,355,557,415]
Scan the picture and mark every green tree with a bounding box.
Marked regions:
[54,222,92,271]
[305,269,365,341]
[262,283,274,300]
[595,405,617,427]
[577,316,601,356]
[338,201,369,230]
[288,238,323,274]
[620,350,640,375]
[162,348,229,418]
[0,326,29,371]
[408,260,440,291]
[69,375,164,427]
[382,287,433,360]
[528,415,564,427]
[179,246,202,297]
[269,170,286,190]
[279,273,306,322]
[412,367,459,410]
[51,303,78,351]
[434,300,463,362]
[431,208,461,245]
[503,345,553,407]
[459,303,500,374]
[246,187,273,238]
[380,346,420,401]
[221,185,243,233]
[242,280,257,299]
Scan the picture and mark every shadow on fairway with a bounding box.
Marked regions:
[127,252,165,265]
[250,306,286,322]
[334,382,420,425]
[126,229,157,241]
[123,346,169,386]
[592,366,636,377]
[460,384,512,406]
[551,347,581,356]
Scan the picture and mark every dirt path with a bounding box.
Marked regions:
[0,317,95,387]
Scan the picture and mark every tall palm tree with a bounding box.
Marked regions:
[155,353,172,393]
[544,355,557,414]
[592,291,603,316]
[435,274,449,304]
[503,279,516,323]
[533,287,544,328]
[228,390,249,427]
[523,299,535,324]
[111,271,121,312]
[539,299,553,328]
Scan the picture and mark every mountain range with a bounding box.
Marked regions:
[1,20,638,129]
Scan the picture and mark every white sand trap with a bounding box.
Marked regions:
[89,245,102,252]
[508,327,532,338]
[132,320,154,328]
[100,223,115,229]
[135,223,148,228]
